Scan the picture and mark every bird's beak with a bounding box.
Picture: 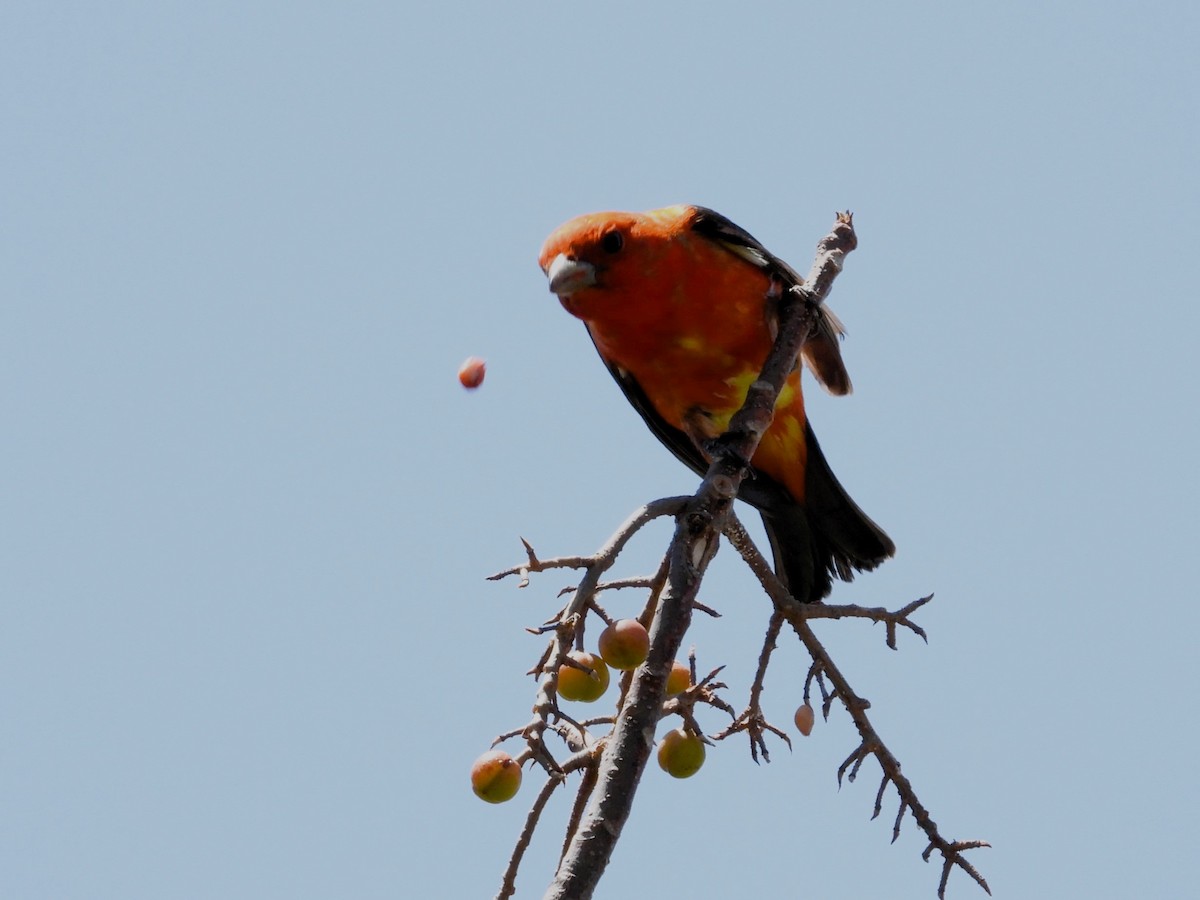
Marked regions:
[545,254,597,296]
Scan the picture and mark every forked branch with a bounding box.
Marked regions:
[722,514,991,898]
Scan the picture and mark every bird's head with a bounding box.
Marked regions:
[538,206,691,320]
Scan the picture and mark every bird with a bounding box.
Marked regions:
[538,204,893,603]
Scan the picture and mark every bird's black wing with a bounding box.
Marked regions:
[688,206,852,396]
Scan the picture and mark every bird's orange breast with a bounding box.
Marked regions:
[546,211,809,501]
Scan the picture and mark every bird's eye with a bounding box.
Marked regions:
[600,230,624,253]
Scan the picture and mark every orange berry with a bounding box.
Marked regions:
[470,750,522,803]
[657,728,706,778]
[664,660,690,696]
[557,651,610,703]
[458,356,486,389]
[598,619,650,671]
[794,702,815,736]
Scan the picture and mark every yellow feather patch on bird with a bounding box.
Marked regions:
[780,414,803,444]
[644,205,692,226]
[723,368,760,395]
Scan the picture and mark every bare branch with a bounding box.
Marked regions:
[927,840,994,899]
[496,774,561,900]
[803,210,857,297]
[635,554,671,626]
[714,610,793,762]
[494,500,695,798]
[560,758,600,863]
[557,577,657,599]
[837,740,874,787]
[660,662,736,730]
[488,498,689,583]
[892,796,908,844]
[722,512,990,895]
[496,746,604,900]
[796,595,932,649]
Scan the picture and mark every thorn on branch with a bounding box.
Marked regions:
[521,728,565,778]
[923,839,993,899]
[559,654,600,677]
[837,741,874,788]
[892,799,908,845]
[696,664,726,689]
[712,609,792,763]
[871,773,889,821]
[713,710,793,764]
[803,661,836,720]
[525,643,554,677]
[794,593,934,650]
[491,726,526,747]
[550,721,596,753]
[637,553,672,626]
[885,594,933,649]
[488,539,595,586]
[661,661,735,728]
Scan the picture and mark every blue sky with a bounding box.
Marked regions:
[3,2,1198,897]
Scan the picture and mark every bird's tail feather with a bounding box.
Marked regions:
[758,422,894,602]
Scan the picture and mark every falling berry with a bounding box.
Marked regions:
[458,357,486,389]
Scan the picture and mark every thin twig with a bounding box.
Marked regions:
[637,554,672,627]
[495,775,560,900]
[560,756,601,863]
[713,609,793,762]
[488,499,689,583]
[499,499,691,783]
[558,577,657,599]
[796,595,932,649]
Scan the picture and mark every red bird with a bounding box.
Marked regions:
[539,205,893,602]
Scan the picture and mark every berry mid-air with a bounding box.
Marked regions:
[458,356,486,389]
